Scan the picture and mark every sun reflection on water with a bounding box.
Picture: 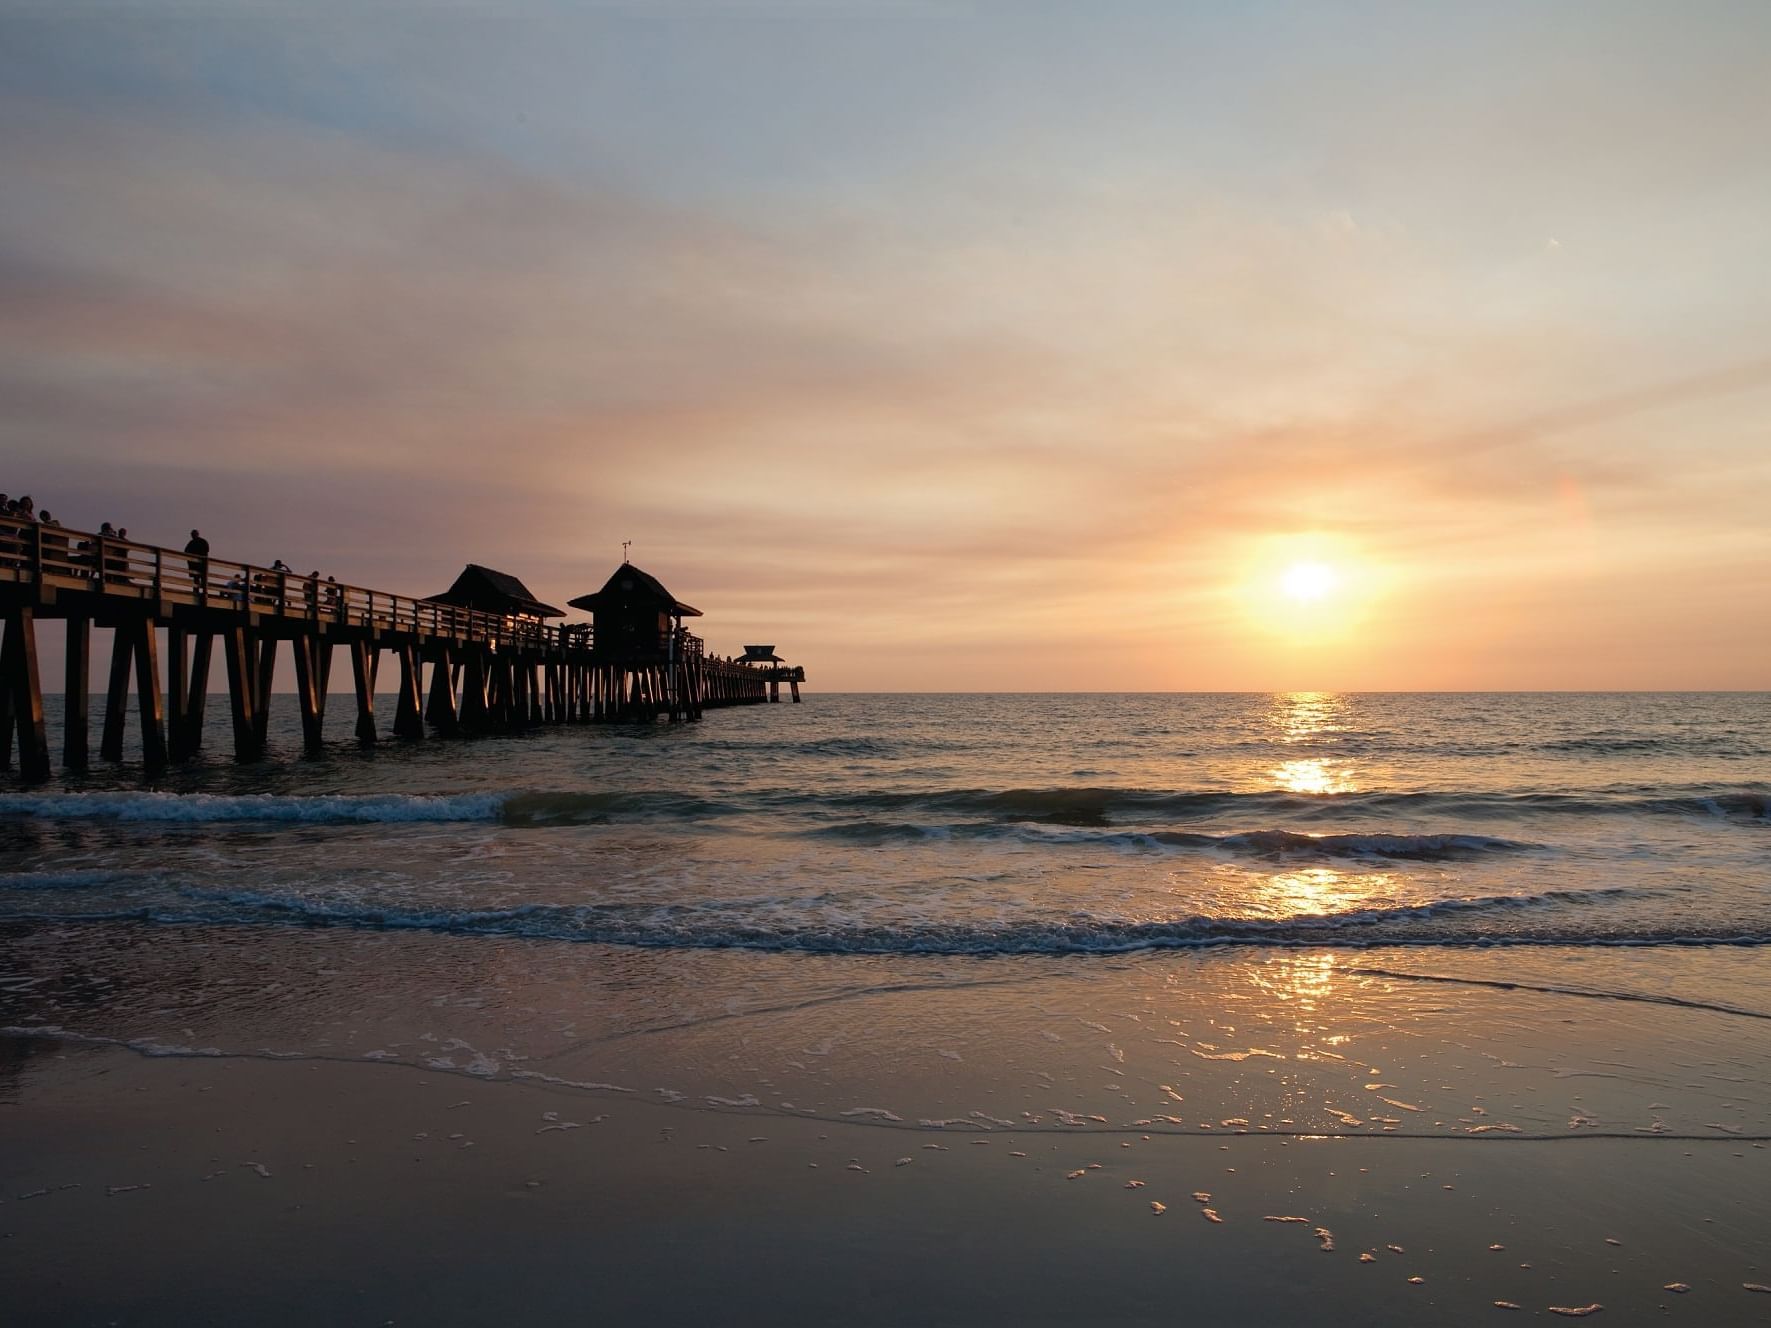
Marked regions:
[1266,692,1359,794]
[1271,758,1355,795]
[1268,691,1346,743]
[1259,867,1358,920]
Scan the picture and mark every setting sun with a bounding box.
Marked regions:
[1280,561,1340,603]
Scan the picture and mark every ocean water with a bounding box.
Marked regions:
[4,692,1770,1139]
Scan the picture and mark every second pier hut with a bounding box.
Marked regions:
[569,562,709,721]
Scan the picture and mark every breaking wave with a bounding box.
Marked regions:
[813,785,1771,825]
[9,883,1738,956]
[0,784,1763,827]
[801,821,1537,861]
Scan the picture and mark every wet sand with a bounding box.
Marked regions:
[5,1039,1771,1326]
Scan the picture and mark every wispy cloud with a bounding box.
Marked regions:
[4,3,1769,688]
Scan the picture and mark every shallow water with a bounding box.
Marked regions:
[3,692,1768,1134]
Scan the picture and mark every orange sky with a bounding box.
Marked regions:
[3,4,1768,689]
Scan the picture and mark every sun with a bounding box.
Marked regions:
[1230,535,1383,646]
[1280,561,1340,603]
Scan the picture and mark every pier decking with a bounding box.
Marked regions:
[0,514,805,781]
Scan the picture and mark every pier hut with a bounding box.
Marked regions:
[568,564,700,658]
[740,645,804,703]
[424,564,564,624]
[567,564,703,721]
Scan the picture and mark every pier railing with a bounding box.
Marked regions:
[0,514,596,652]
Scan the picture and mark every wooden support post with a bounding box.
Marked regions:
[351,640,378,743]
[291,636,326,754]
[132,620,168,772]
[483,654,503,727]
[252,635,277,748]
[101,623,133,761]
[503,656,522,729]
[460,650,488,730]
[223,626,260,762]
[2,610,52,782]
[168,625,189,762]
[790,677,801,703]
[64,616,90,770]
[185,632,213,756]
[0,620,10,772]
[394,644,424,739]
[426,646,459,734]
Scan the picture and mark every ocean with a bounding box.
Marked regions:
[4,691,1769,1141]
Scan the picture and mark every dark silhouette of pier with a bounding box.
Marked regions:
[0,514,806,781]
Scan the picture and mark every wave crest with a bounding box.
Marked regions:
[0,784,1761,828]
[802,821,1535,861]
[7,883,1672,955]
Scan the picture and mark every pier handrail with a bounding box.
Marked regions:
[0,512,635,656]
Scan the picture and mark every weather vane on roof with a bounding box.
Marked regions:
[622,540,632,564]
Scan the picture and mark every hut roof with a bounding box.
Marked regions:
[567,564,703,618]
[424,563,564,618]
[739,645,782,663]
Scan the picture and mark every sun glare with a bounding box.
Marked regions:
[1281,561,1339,602]
[1231,533,1385,650]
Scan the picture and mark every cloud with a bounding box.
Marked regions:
[3,3,1770,693]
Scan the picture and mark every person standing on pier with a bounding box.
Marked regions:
[184,528,210,596]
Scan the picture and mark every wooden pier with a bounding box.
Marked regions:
[0,514,805,781]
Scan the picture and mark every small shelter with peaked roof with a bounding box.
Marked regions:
[568,563,701,661]
[739,645,782,664]
[425,564,564,621]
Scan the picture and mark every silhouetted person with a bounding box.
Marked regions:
[34,510,64,572]
[100,523,128,583]
[184,529,210,595]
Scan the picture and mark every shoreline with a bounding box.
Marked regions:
[6,1039,1771,1326]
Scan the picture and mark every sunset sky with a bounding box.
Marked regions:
[4,1,1768,690]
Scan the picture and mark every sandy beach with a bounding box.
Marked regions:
[6,949,1771,1326]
